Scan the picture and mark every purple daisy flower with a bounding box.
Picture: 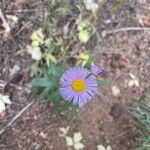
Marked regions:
[91,65,103,75]
[59,67,97,107]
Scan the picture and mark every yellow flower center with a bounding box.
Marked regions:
[71,79,85,92]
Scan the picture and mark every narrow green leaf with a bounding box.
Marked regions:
[77,61,83,67]
[51,91,61,104]
[39,87,51,100]
[32,78,53,88]
[31,86,40,97]
[30,63,38,77]
[84,57,92,69]
[98,79,111,88]
[68,104,78,120]
[57,101,72,114]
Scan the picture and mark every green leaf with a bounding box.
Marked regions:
[57,55,68,63]
[32,78,53,88]
[84,57,92,69]
[69,104,78,120]
[57,101,72,114]
[31,86,40,97]
[39,87,51,100]
[139,136,150,150]
[98,79,111,88]
[77,61,83,67]
[49,64,60,78]
[48,41,57,53]
[30,63,38,77]
[48,63,67,84]
[129,101,150,132]
[50,90,61,104]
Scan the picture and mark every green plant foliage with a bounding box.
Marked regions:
[28,0,111,119]
[129,88,150,150]
[98,79,111,88]
[31,62,78,119]
[69,104,78,120]
[32,78,54,87]
[47,0,68,22]
[83,57,92,69]
[129,101,150,132]
[139,136,150,150]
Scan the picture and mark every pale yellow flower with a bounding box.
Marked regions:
[30,28,44,48]
[31,40,40,47]
[76,52,90,66]
[77,20,91,31]
[78,52,89,60]
[27,46,42,61]
[30,32,41,42]
[77,20,92,43]
[78,30,90,43]
[31,28,44,42]
[84,0,99,12]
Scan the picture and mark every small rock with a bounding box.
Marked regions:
[128,79,139,88]
[110,54,131,69]
[97,144,105,150]
[111,86,120,97]
[110,103,124,120]
[39,132,47,139]
[104,19,112,24]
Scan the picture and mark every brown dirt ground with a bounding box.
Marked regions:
[0,0,150,150]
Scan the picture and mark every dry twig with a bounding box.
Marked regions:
[5,9,41,13]
[0,79,31,93]
[14,16,38,37]
[0,101,34,135]
[102,27,150,37]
